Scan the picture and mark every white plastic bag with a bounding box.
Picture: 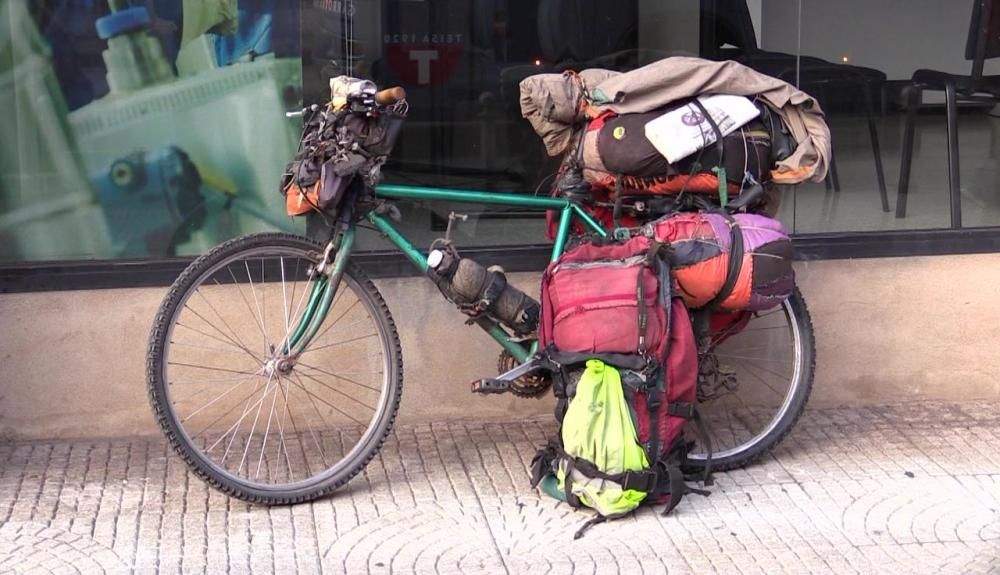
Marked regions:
[643,95,760,163]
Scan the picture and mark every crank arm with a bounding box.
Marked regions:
[471,355,555,395]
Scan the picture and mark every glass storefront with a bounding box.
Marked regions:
[3,0,999,263]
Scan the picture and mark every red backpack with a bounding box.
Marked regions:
[533,235,712,528]
[538,235,668,358]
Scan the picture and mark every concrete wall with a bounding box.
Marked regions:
[2,252,999,441]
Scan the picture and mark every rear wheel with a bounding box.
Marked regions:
[146,233,403,504]
[685,288,815,471]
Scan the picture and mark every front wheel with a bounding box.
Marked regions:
[685,288,816,471]
[147,232,403,504]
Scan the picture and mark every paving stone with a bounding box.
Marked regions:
[1,402,1000,573]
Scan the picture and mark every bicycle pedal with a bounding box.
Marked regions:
[472,379,512,395]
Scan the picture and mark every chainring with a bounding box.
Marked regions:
[497,350,552,398]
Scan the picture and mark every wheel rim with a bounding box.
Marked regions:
[687,298,804,463]
[160,243,393,491]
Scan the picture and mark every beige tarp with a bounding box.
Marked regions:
[519,57,831,184]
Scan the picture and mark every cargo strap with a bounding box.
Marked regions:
[557,448,661,494]
[636,257,648,356]
[703,209,744,312]
[691,98,726,177]
[546,349,649,371]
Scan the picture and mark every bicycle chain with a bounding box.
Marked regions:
[497,350,552,398]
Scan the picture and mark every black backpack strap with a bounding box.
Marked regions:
[551,448,659,493]
[658,442,711,516]
[574,515,608,540]
[660,463,688,515]
[692,407,715,486]
[636,260,648,356]
[644,286,673,461]
[666,402,696,418]
[703,210,744,311]
[547,351,649,371]
[691,98,726,167]
[563,458,583,508]
[530,440,561,488]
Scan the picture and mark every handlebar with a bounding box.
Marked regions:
[374,87,406,106]
[285,87,405,118]
[285,104,318,118]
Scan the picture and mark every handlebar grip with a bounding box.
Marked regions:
[374,87,406,106]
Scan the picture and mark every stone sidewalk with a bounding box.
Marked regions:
[1,401,998,574]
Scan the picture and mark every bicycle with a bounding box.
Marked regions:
[146,82,815,504]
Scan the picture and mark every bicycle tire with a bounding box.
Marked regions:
[146,232,403,504]
[685,287,816,472]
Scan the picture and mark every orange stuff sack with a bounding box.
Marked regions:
[644,212,794,312]
[285,181,321,216]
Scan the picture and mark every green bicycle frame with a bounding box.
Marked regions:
[285,184,609,362]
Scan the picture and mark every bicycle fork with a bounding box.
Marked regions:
[282,224,356,357]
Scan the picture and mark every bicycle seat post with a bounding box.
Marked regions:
[445,212,468,242]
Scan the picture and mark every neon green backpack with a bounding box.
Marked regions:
[532,359,663,537]
[557,359,651,514]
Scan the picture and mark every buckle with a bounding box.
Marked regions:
[621,470,658,492]
[646,391,662,410]
[667,402,696,419]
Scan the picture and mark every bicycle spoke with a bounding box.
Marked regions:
[260,259,267,349]
[713,353,793,364]
[299,330,377,354]
[291,373,334,468]
[283,259,315,346]
[174,371,259,415]
[170,341,255,356]
[712,343,787,354]
[274,376,294,480]
[753,307,785,320]
[288,375,371,427]
[295,369,377,412]
[194,287,258,359]
[190,381,266,442]
[204,381,268,456]
[171,374,259,386]
[174,321,248,353]
[168,362,259,377]
[219,372,272,461]
[732,325,795,333]
[737,357,793,383]
[256,371,283,480]
[244,260,270,352]
[278,259,325,349]
[735,360,789,399]
[309,295,362,348]
[179,306,260,363]
[237,371,277,474]
[281,256,291,352]
[298,366,383,383]
[226,266,268,347]
[295,360,382,393]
